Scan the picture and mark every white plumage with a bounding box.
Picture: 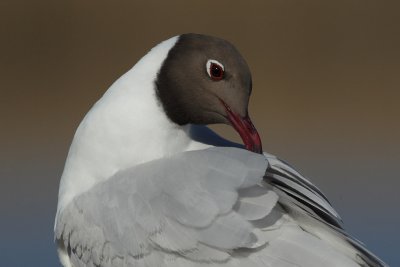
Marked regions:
[54,35,386,267]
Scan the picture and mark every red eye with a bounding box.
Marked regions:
[210,63,223,80]
[206,59,224,81]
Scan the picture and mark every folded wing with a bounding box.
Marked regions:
[55,147,387,267]
[55,147,272,266]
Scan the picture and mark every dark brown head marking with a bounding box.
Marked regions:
[155,33,261,153]
[155,33,252,125]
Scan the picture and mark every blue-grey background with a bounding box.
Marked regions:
[1,1,399,266]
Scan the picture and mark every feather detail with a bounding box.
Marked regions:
[55,147,387,267]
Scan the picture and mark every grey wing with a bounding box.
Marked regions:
[55,147,387,267]
[55,147,273,267]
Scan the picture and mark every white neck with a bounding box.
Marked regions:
[56,36,209,215]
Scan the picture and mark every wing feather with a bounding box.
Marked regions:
[55,147,269,266]
[55,147,387,267]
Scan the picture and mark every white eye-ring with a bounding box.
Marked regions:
[206,59,225,81]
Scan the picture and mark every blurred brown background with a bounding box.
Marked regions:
[1,1,399,266]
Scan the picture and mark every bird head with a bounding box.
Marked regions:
[156,33,262,153]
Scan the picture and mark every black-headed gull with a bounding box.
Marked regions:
[55,33,387,267]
